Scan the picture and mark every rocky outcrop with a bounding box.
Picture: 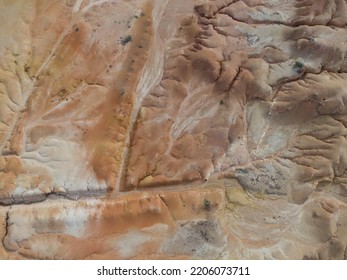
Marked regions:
[0,0,347,259]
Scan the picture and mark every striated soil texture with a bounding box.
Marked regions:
[0,0,347,259]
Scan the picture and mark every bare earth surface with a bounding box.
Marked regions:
[1,0,347,259]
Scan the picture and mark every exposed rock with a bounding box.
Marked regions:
[0,0,347,259]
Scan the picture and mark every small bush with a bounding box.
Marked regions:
[203,199,211,210]
[293,59,305,73]
[238,168,248,174]
[121,35,132,46]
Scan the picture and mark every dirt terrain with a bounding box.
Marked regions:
[0,0,347,259]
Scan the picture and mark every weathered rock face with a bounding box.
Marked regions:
[0,0,347,259]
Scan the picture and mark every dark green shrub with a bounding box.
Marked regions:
[293,60,305,73]
[203,199,211,210]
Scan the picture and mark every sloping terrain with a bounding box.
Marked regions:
[0,0,347,259]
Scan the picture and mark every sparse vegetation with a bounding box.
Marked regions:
[203,198,211,210]
[120,35,132,46]
[238,168,249,174]
[292,59,305,73]
[293,60,304,69]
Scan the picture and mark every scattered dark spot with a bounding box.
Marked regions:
[75,27,79,32]
[24,65,30,72]
[138,45,143,48]
[120,88,125,96]
[219,99,224,105]
[200,230,209,241]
